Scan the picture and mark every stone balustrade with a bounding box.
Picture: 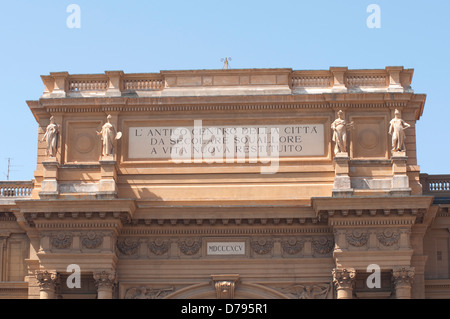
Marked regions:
[39,66,414,98]
[0,181,33,198]
[420,174,450,196]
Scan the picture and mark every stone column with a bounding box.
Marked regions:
[93,270,116,299]
[36,270,60,299]
[0,232,10,281]
[332,268,355,299]
[392,266,415,299]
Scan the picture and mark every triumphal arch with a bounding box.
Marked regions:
[0,66,449,299]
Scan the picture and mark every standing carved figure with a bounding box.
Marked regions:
[331,110,353,155]
[97,115,122,157]
[41,116,60,157]
[389,109,410,152]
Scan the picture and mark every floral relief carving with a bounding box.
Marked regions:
[93,271,116,290]
[124,286,174,299]
[377,229,400,247]
[281,283,331,299]
[178,238,201,256]
[148,238,170,255]
[281,237,304,255]
[50,232,72,249]
[392,266,415,288]
[81,231,103,249]
[345,229,368,247]
[311,236,334,255]
[36,271,60,290]
[250,238,274,255]
[117,238,139,256]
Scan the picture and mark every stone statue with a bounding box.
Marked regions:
[331,110,353,155]
[97,115,122,157]
[389,109,410,152]
[221,57,231,69]
[41,116,60,157]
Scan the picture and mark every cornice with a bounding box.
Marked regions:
[120,224,331,236]
[28,92,423,120]
[311,196,434,224]
[15,198,136,214]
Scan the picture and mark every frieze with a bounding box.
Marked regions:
[311,236,334,255]
[345,229,368,247]
[81,231,103,249]
[281,237,304,255]
[50,232,72,249]
[280,283,332,299]
[148,239,170,256]
[377,229,400,247]
[124,286,174,299]
[178,238,202,256]
[116,238,139,256]
[250,238,274,255]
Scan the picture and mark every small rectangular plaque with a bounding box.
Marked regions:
[206,242,246,255]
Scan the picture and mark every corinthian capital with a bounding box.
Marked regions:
[93,270,117,290]
[332,268,356,290]
[36,270,60,290]
[392,266,415,288]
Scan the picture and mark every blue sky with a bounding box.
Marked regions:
[0,0,449,180]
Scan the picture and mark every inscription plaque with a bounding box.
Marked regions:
[128,123,325,160]
[206,242,246,255]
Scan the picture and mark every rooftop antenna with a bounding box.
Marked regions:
[221,57,232,69]
[3,157,20,181]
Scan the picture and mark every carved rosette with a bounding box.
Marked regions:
[332,268,356,291]
[81,231,103,249]
[250,238,274,255]
[36,270,60,291]
[148,239,170,256]
[116,238,139,256]
[50,232,72,249]
[281,237,304,255]
[178,238,201,256]
[392,267,415,289]
[345,229,368,247]
[93,271,117,290]
[377,229,400,247]
[124,286,174,299]
[312,236,334,255]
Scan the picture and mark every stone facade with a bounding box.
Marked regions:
[0,66,449,299]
